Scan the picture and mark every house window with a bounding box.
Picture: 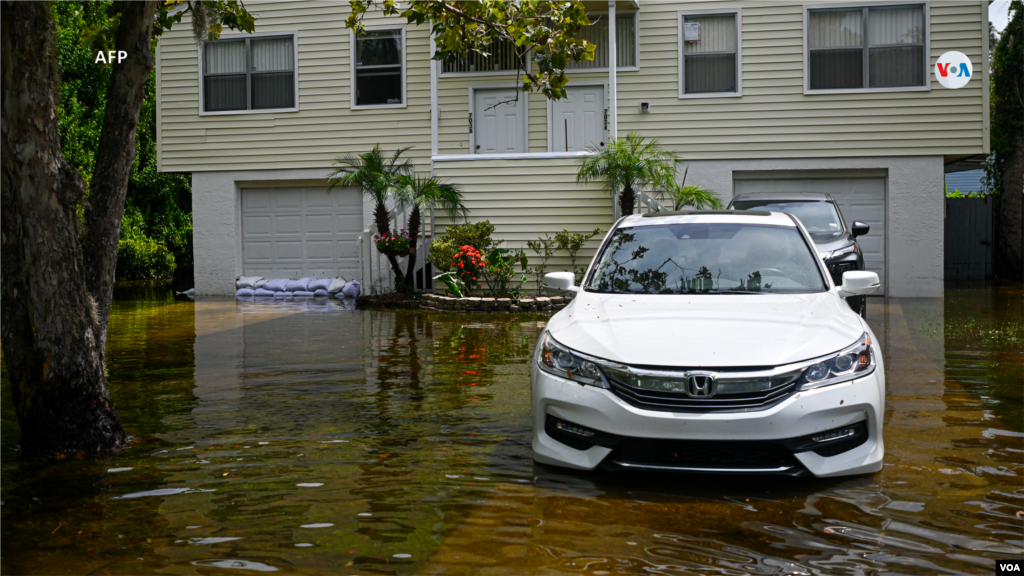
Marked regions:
[567,13,638,70]
[679,11,740,97]
[203,35,296,113]
[807,4,926,91]
[354,29,404,107]
[443,38,519,74]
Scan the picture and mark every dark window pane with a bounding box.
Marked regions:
[684,53,736,93]
[809,48,863,90]
[869,45,923,87]
[205,74,246,111]
[356,68,402,106]
[357,32,401,66]
[444,38,518,73]
[252,72,295,109]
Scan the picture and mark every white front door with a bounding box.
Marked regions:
[473,88,526,154]
[551,85,605,152]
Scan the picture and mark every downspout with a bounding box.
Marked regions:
[429,30,439,289]
[608,0,618,140]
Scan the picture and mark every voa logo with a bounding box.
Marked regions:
[997,559,1023,574]
[935,51,973,89]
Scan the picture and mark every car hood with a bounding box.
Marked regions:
[810,234,853,257]
[546,290,865,368]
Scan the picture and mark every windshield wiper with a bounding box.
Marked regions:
[701,290,768,295]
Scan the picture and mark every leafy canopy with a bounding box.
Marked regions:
[576,132,679,197]
[346,0,595,100]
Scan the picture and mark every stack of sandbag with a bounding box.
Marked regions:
[235,276,360,300]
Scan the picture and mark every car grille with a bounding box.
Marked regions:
[606,374,800,413]
[611,438,802,470]
[828,262,859,285]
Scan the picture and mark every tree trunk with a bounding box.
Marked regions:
[1,1,133,456]
[404,204,422,291]
[620,183,636,217]
[995,129,1024,281]
[81,1,160,345]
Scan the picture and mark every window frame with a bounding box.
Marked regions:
[350,25,408,110]
[677,8,743,99]
[468,83,530,155]
[563,11,641,73]
[803,1,930,95]
[198,31,300,116]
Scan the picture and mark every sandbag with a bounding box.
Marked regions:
[341,280,361,298]
[254,279,268,289]
[327,277,347,293]
[308,278,332,292]
[235,288,255,298]
[292,290,315,298]
[274,290,292,298]
[286,278,312,292]
[313,289,329,298]
[236,276,264,289]
[263,278,289,292]
[254,288,276,297]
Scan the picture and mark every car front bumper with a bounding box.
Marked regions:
[531,362,885,478]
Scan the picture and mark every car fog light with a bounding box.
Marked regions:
[555,421,595,437]
[813,427,857,442]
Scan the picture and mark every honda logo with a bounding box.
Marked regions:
[686,372,717,398]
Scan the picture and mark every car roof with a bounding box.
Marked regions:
[730,192,832,202]
[621,210,798,228]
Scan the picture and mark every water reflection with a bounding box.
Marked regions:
[1,285,1021,575]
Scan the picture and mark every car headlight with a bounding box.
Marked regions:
[798,333,875,390]
[535,333,606,388]
[822,243,858,261]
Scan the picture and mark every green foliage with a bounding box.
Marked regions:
[394,174,469,222]
[53,1,194,280]
[346,0,594,100]
[483,248,528,298]
[945,182,989,200]
[427,220,497,273]
[433,271,467,298]
[576,132,679,216]
[984,1,1023,197]
[525,234,558,288]
[327,144,414,236]
[554,228,603,283]
[116,208,176,281]
[661,166,723,210]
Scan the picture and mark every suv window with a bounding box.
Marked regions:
[730,200,845,239]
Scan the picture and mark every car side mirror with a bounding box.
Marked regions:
[851,221,870,237]
[838,271,880,297]
[543,271,578,293]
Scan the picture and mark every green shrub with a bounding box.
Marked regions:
[116,209,176,280]
[427,220,497,272]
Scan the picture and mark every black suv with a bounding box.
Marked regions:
[727,192,871,317]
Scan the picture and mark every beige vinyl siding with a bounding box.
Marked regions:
[432,157,612,280]
[614,1,985,159]
[158,1,433,173]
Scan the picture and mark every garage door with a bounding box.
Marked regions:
[733,177,886,295]
[241,187,362,280]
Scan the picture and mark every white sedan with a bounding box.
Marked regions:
[532,210,883,478]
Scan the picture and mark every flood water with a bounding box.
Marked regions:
[2,285,1022,575]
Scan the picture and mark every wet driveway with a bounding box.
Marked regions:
[1,285,1021,575]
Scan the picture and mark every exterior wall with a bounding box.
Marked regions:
[159,1,987,171]
[684,155,945,298]
[192,168,373,295]
[432,156,613,281]
[158,2,433,174]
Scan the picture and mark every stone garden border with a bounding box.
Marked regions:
[420,293,571,313]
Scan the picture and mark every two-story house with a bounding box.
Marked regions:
[156,0,989,297]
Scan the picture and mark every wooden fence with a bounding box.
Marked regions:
[944,196,993,280]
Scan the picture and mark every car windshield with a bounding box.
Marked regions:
[586,223,827,294]
[730,200,844,238]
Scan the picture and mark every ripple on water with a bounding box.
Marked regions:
[299,523,333,528]
[191,559,278,572]
[111,488,215,500]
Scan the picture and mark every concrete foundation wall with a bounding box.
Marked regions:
[192,169,375,295]
[684,156,945,298]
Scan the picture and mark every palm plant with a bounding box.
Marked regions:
[576,132,679,217]
[326,144,414,290]
[660,165,723,211]
[394,174,469,288]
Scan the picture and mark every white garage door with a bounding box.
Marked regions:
[733,177,886,295]
[241,187,362,280]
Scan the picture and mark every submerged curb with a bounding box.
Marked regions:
[420,293,571,313]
